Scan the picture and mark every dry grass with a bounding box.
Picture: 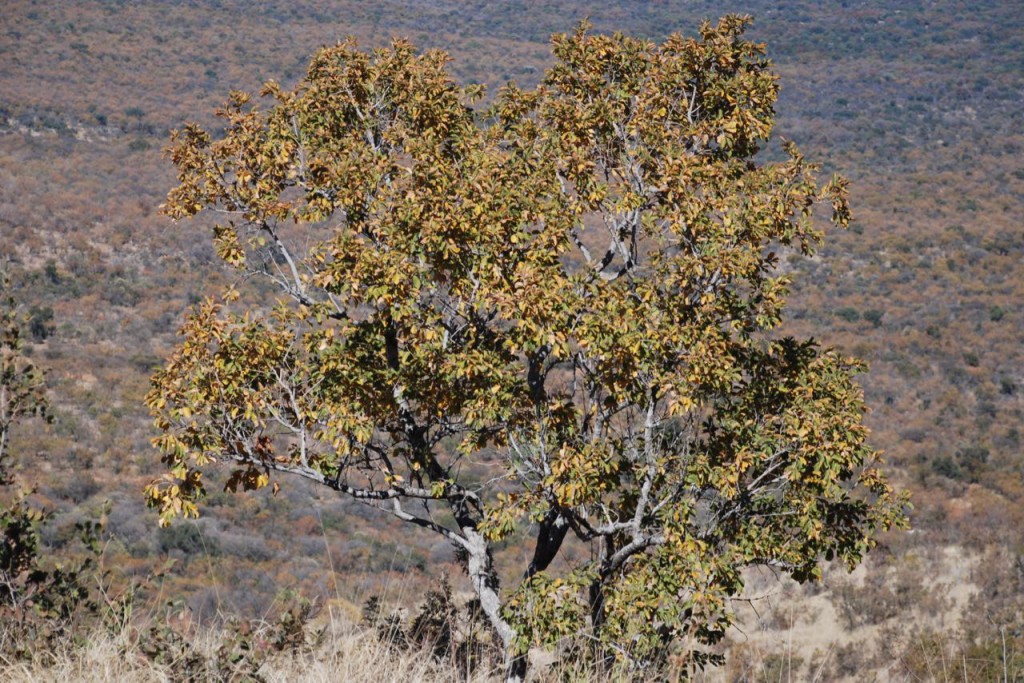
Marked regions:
[0,614,765,682]
[3,618,1019,683]
[0,620,500,683]
[2,545,1019,683]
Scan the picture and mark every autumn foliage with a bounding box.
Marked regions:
[149,17,907,678]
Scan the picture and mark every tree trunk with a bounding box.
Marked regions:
[587,534,618,672]
[525,509,569,578]
[459,526,526,682]
[587,578,616,674]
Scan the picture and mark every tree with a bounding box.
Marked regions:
[1,269,102,656]
[0,273,49,478]
[148,17,908,680]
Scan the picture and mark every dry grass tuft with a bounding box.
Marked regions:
[0,618,502,683]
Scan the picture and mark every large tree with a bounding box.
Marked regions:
[148,17,907,680]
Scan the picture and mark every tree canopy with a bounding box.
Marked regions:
[148,16,908,679]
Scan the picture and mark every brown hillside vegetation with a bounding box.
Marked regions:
[1,0,1022,679]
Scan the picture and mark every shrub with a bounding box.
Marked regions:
[835,306,860,322]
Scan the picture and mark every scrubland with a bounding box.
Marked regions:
[1,0,1022,679]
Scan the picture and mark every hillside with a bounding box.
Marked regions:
[1,0,1022,677]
